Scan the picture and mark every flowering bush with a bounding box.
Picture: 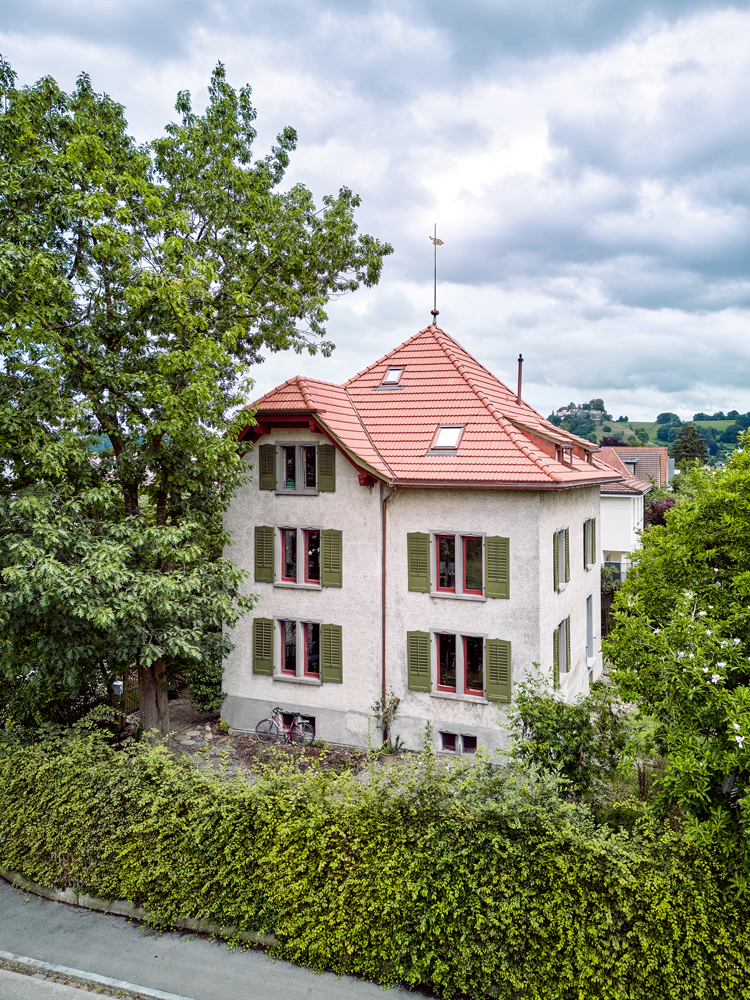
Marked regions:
[605,591,750,871]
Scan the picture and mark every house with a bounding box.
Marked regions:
[222,324,622,755]
[596,448,653,580]
[602,445,673,489]
[555,406,604,421]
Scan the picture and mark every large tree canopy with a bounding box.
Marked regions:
[0,60,392,736]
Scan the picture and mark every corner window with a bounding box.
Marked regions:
[381,367,404,385]
[431,425,464,451]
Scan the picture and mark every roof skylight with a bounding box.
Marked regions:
[381,367,404,385]
[433,426,464,450]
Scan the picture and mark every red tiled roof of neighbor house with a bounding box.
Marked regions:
[602,446,669,488]
[244,325,623,490]
[596,448,653,495]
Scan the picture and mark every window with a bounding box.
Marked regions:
[259,443,335,493]
[556,444,573,465]
[463,536,482,594]
[381,367,404,385]
[583,517,596,569]
[553,616,571,688]
[440,732,478,754]
[553,527,569,590]
[281,620,297,674]
[437,535,456,591]
[437,633,457,691]
[586,595,594,662]
[432,425,464,451]
[281,529,297,582]
[304,622,320,677]
[464,636,484,694]
[304,447,317,489]
[305,530,320,583]
[255,619,342,682]
[283,446,296,489]
[411,532,508,599]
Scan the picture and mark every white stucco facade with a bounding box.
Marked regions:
[600,493,646,578]
[222,428,604,756]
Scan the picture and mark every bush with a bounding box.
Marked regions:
[2,734,750,999]
[506,679,633,796]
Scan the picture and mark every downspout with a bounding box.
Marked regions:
[381,484,397,742]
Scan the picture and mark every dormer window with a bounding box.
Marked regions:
[556,445,573,465]
[381,367,404,385]
[432,426,464,451]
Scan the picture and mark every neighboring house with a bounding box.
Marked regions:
[222,325,621,755]
[603,446,673,489]
[555,407,604,421]
[596,448,653,580]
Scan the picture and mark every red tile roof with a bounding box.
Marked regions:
[602,446,669,488]
[247,325,622,490]
[596,448,653,495]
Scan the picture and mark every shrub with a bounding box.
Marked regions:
[1,734,749,999]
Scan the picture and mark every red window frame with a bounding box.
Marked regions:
[462,536,483,595]
[280,620,297,675]
[281,528,297,582]
[304,529,321,584]
[463,635,484,695]
[436,633,457,693]
[436,534,456,592]
[303,622,320,678]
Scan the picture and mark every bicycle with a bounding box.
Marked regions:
[255,707,314,746]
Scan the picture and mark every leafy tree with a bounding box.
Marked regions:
[693,412,711,421]
[711,411,727,420]
[636,428,650,442]
[616,415,628,422]
[656,412,681,425]
[671,424,707,465]
[600,435,627,447]
[645,498,676,527]
[728,410,740,420]
[586,398,606,412]
[657,424,680,443]
[0,61,392,737]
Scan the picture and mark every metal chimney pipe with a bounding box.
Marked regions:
[516,354,523,404]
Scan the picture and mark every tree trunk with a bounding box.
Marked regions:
[138,657,169,740]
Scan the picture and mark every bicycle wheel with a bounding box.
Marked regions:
[290,721,314,746]
[255,718,279,744]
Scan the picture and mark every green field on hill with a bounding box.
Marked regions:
[596,419,735,445]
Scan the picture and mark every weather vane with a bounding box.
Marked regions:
[429,223,444,324]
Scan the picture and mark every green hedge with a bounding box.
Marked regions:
[1,735,749,999]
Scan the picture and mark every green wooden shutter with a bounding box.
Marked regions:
[486,639,511,702]
[553,532,559,591]
[407,631,431,691]
[253,618,274,675]
[407,533,431,592]
[592,518,596,564]
[565,528,570,583]
[485,536,510,599]
[317,444,336,492]
[321,529,343,587]
[566,616,571,673]
[583,520,589,570]
[553,627,560,689]
[254,526,274,583]
[321,623,343,682]
[258,444,276,491]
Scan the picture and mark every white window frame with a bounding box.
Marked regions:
[429,629,488,703]
[273,617,323,685]
[428,530,487,601]
[274,525,323,590]
[276,443,319,496]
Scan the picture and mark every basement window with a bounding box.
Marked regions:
[431,426,464,451]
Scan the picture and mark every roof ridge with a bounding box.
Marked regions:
[342,325,436,386]
[343,386,396,481]
[431,329,560,481]
[294,375,317,410]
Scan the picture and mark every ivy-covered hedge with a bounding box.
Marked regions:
[1,735,748,999]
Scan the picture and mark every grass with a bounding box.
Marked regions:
[597,419,735,446]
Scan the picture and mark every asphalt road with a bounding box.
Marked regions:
[0,880,412,1000]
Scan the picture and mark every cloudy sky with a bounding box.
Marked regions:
[3,0,750,420]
